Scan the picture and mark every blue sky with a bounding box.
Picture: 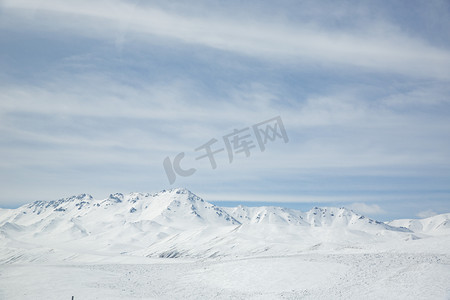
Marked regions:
[0,0,449,220]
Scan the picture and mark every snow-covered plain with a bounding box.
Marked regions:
[0,188,449,299]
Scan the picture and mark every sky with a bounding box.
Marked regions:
[0,0,449,220]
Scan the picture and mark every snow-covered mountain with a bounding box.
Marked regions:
[387,213,450,236]
[223,205,403,230]
[0,188,448,263]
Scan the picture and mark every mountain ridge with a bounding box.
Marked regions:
[0,188,448,262]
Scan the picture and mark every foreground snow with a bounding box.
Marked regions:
[0,188,449,299]
[1,251,449,299]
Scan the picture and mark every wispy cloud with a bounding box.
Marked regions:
[2,0,450,79]
[416,209,438,218]
[349,203,385,216]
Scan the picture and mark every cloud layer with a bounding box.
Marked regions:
[0,0,449,220]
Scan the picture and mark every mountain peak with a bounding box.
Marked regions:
[24,193,93,213]
[166,187,193,196]
[58,193,94,203]
[108,193,124,203]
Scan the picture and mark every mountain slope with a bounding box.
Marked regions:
[387,213,450,236]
